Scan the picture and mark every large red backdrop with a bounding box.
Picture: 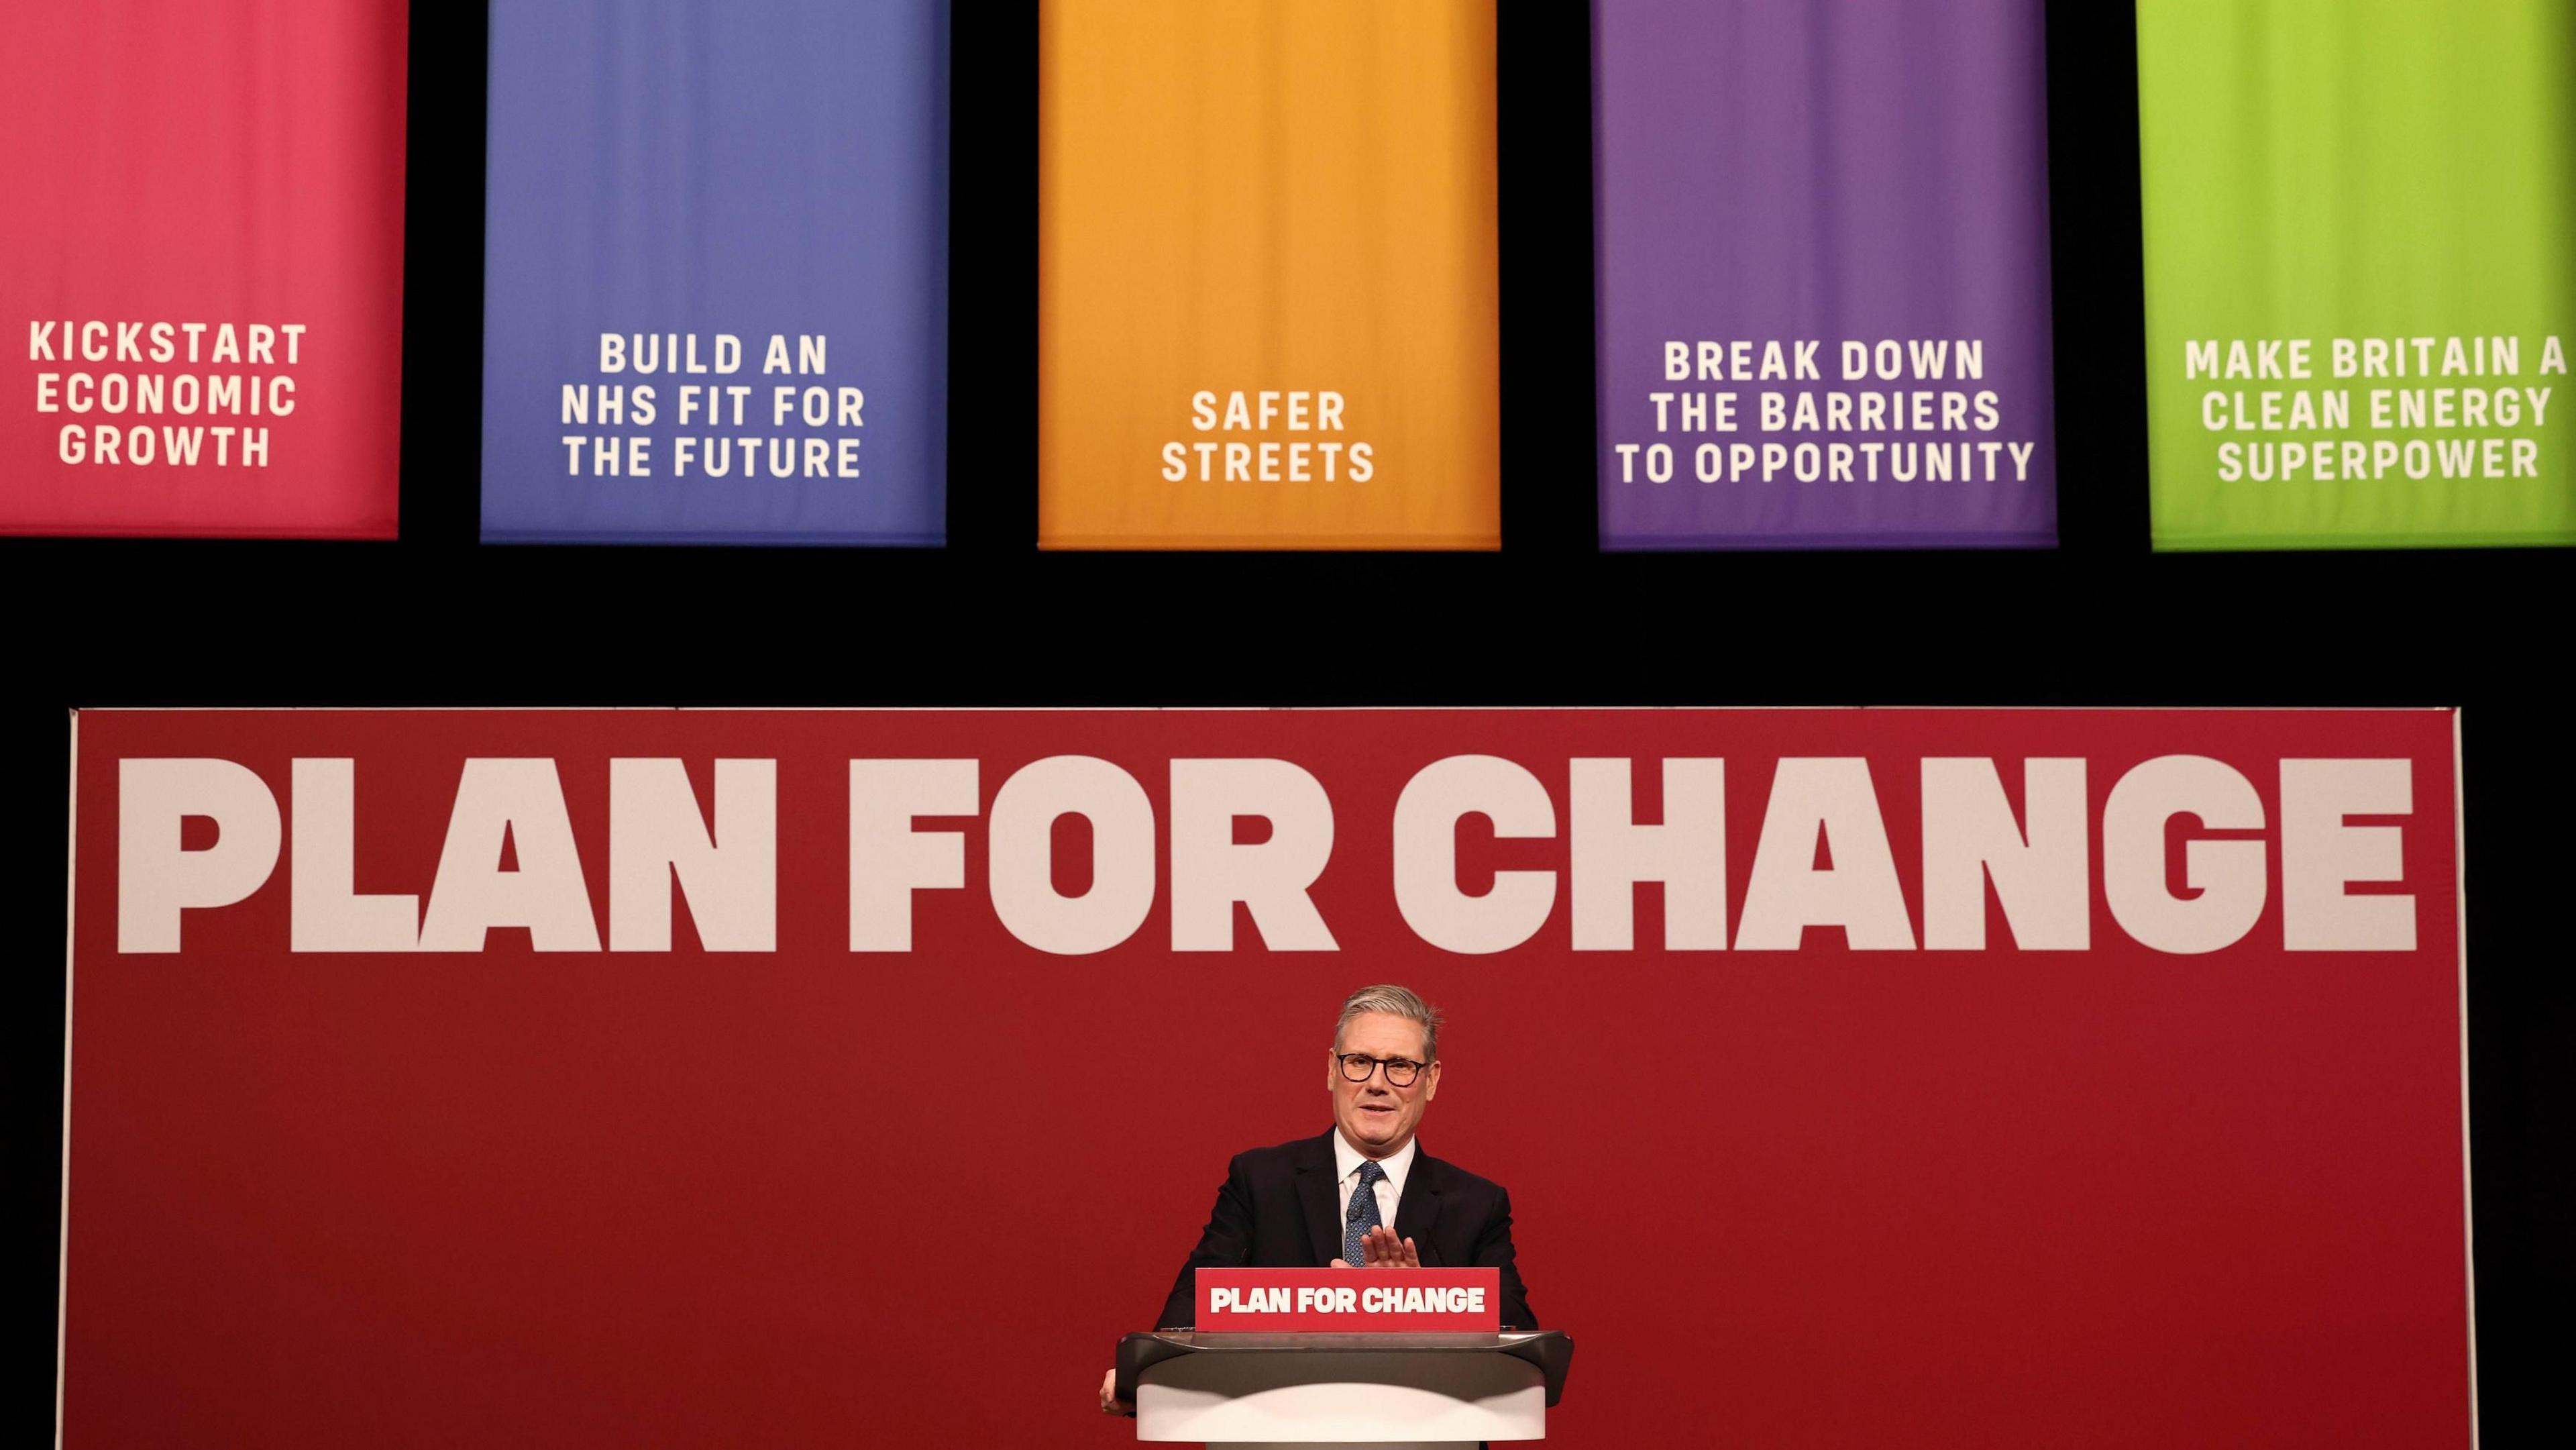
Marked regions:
[61,709,2471,1446]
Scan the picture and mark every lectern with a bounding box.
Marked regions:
[1117,1269,1573,1448]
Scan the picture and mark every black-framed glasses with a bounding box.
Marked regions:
[1335,1052,1426,1087]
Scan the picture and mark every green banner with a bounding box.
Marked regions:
[2139,0,2575,550]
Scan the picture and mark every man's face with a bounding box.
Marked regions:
[1328,1011,1442,1157]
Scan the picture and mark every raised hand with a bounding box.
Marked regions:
[1358,1224,1421,1268]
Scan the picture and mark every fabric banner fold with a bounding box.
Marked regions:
[1593,0,2059,550]
[0,1,409,538]
[481,0,950,546]
[2139,0,2576,550]
[1038,0,1501,550]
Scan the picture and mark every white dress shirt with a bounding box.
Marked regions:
[1332,1129,1417,1251]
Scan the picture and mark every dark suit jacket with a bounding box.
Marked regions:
[1156,1130,1536,1330]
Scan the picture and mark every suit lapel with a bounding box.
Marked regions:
[1395,1152,1444,1265]
[1293,1131,1342,1267]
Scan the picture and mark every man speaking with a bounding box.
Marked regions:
[1099,984,1536,1414]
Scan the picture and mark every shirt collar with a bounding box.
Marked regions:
[1333,1127,1418,1196]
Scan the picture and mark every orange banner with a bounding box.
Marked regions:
[1038,0,1501,550]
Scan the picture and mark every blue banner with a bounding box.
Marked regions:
[482,0,948,545]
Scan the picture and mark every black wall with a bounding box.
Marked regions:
[4,3,2561,1439]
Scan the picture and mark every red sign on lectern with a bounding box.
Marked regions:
[1196,1270,1503,1333]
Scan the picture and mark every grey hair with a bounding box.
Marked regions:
[1332,984,1445,1062]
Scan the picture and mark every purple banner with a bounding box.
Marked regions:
[1594,0,2057,550]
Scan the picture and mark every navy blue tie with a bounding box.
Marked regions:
[1343,1159,1387,1265]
